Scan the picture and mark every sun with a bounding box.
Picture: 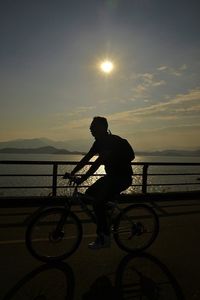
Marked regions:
[100,60,114,74]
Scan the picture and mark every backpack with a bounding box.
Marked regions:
[118,138,135,162]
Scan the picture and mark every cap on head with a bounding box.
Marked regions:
[91,116,108,130]
[90,117,108,139]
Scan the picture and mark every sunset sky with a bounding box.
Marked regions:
[1,0,200,151]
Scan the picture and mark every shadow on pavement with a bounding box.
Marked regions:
[115,252,185,300]
[2,262,75,300]
[3,253,185,300]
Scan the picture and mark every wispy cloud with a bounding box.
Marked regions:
[106,87,200,123]
[134,87,200,116]
[132,123,200,151]
[52,88,200,136]
[174,104,200,113]
[66,106,95,118]
[137,73,164,85]
[131,72,166,98]
[157,64,187,76]
[134,122,200,134]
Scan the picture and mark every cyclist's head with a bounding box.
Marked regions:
[90,116,108,138]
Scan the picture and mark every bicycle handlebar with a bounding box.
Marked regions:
[63,172,78,181]
[63,172,81,185]
[62,172,73,180]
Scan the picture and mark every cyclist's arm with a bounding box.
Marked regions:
[78,150,112,183]
[79,155,103,183]
[70,148,96,176]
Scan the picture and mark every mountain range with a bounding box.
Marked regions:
[0,146,84,155]
[0,138,199,156]
[0,138,89,152]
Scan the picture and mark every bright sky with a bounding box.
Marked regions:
[1,0,200,151]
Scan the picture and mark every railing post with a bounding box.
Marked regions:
[142,163,149,194]
[52,163,58,196]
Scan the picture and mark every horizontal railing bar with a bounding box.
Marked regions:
[0,160,80,165]
[147,173,200,176]
[0,173,200,178]
[147,183,200,186]
[1,160,200,166]
[58,183,200,188]
[0,174,104,177]
[1,182,199,190]
[0,186,53,189]
[1,172,200,177]
[0,174,53,177]
[0,184,128,189]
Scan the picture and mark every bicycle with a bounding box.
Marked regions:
[25,173,159,262]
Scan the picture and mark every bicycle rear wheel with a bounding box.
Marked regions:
[26,207,82,262]
[113,204,159,253]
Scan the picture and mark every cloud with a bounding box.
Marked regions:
[85,88,200,130]
[41,88,200,149]
[133,123,200,151]
[157,66,168,71]
[52,106,96,124]
[180,64,187,70]
[133,87,200,117]
[136,73,166,86]
[157,64,187,76]
[130,64,188,100]
[137,122,200,133]
[66,106,95,117]
[105,87,200,125]
[131,72,166,97]
[175,104,200,113]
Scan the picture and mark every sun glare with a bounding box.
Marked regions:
[100,60,114,74]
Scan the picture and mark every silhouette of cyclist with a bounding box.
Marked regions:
[66,116,135,249]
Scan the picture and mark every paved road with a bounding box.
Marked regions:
[0,199,200,299]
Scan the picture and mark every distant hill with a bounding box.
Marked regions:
[137,149,200,157]
[0,146,200,157]
[0,138,51,149]
[0,138,199,157]
[0,146,85,155]
[0,138,89,152]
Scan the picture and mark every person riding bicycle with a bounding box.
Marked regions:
[65,116,135,249]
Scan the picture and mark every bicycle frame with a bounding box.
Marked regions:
[65,176,136,230]
[65,180,97,224]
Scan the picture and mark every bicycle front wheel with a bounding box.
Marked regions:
[26,208,82,262]
[113,204,159,253]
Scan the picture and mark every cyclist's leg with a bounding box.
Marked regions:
[86,177,110,237]
[98,176,132,234]
[86,176,132,247]
[96,176,132,236]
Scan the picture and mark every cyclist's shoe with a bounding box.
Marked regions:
[88,234,111,250]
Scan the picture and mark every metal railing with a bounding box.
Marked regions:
[0,160,200,197]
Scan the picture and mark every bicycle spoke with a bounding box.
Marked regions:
[113,204,159,252]
[26,208,82,262]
